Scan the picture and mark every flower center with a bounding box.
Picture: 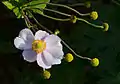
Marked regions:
[32,40,46,54]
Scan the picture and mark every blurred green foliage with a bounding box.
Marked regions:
[0,0,120,84]
[2,0,50,18]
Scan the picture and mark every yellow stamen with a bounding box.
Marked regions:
[32,40,46,53]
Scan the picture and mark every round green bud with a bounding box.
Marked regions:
[85,1,91,8]
[65,53,74,62]
[70,15,77,23]
[54,29,60,35]
[103,23,109,31]
[90,11,98,20]
[43,70,51,79]
[91,58,99,67]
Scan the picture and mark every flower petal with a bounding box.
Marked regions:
[43,50,54,66]
[46,42,64,59]
[19,28,34,41]
[52,59,61,65]
[22,49,37,62]
[35,30,49,40]
[37,53,51,69]
[14,37,26,50]
[44,34,61,46]
[45,35,63,59]
[19,28,34,49]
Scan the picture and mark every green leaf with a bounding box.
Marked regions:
[13,7,22,18]
[2,1,22,18]
[2,1,15,10]
[15,0,19,2]
[26,0,50,14]
[2,0,50,18]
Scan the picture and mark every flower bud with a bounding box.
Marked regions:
[91,58,99,67]
[54,29,60,35]
[85,1,91,8]
[65,53,74,62]
[70,15,77,23]
[103,23,109,31]
[43,70,51,79]
[90,11,98,20]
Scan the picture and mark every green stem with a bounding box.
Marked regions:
[22,10,37,32]
[112,0,120,6]
[61,40,91,60]
[27,2,90,16]
[77,18,104,29]
[28,11,91,61]
[25,7,71,17]
[27,8,71,21]
[44,8,71,17]
[39,13,71,21]
[69,3,84,6]
[22,10,31,28]
[28,11,53,34]
[24,18,30,28]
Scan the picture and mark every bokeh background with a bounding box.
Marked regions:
[0,0,120,84]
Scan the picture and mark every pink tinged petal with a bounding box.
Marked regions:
[46,42,64,59]
[14,37,26,50]
[37,53,51,69]
[19,28,34,41]
[52,59,61,65]
[35,30,49,40]
[44,35,61,46]
[42,50,54,66]
[22,49,37,62]
[19,28,34,49]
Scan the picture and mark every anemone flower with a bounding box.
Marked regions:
[14,28,64,69]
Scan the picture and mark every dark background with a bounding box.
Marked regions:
[0,0,120,84]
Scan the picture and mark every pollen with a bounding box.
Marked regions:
[32,40,46,54]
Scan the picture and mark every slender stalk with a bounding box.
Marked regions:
[26,8,71,21]
[22,10,31,28]
[61,40,91,60]
[77,18,104,29]
[112,0,120,6]
[27,2,90,16]
[28,11,91,61]
[28,11,53,34]
[25,7,71,16]
[22,10,36,32]
[69,3,84,6]
[39,13,71,21]
[43,8,71,17]
[24,17,30,28]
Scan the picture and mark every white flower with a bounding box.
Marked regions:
[14,28,64,69]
